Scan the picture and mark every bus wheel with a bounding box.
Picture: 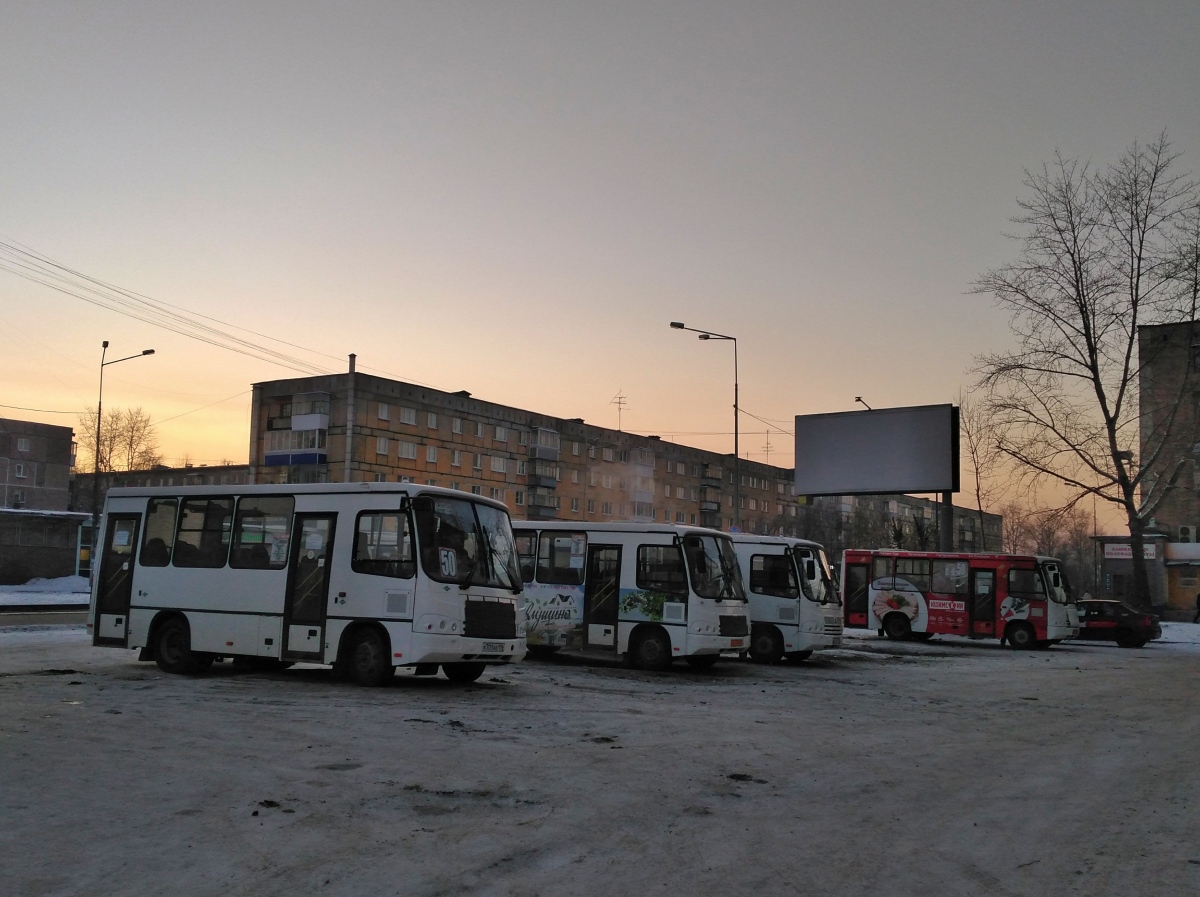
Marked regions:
[685,655,719,670]
[442,662,486,683]
[154,617,209,675]
[785,650,813,663]
[347,629,393,686]
[1006,622,1036,650]
[882,613,911,641]
[749,625,784,664]
[526,645,561,659]
[630,629,673,671]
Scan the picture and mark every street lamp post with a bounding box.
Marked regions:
[670,322,739,530]
[91,341,155,532]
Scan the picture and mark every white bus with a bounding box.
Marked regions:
[729,534,843,663]
[88,483,526,685]
[512,521,750,670]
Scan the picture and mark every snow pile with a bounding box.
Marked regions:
[0,576,89,607]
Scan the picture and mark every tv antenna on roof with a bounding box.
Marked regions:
[610,390,628,431]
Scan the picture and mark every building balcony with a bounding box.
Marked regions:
[701,476,723,489]
[528,444,560,461]
[528,474,558,488]
[699,500,721,512]
[526,504,558,520]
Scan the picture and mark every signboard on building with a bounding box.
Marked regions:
[1102,543,1156,560]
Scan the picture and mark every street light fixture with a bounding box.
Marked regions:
[670,321,740,530]
[92,341,156,533]
[855,396,873,411]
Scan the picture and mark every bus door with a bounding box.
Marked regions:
[583,545,621,649]
[282,514,336,660]
[969,568,996,637]
[94,514,141,646]
[844,562,870,627]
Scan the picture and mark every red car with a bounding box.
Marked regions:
[1074,599,1161,649]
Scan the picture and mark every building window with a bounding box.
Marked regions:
[399,407,417,425]
[676,486,685,499]
[602,474,613,489]
[517,461,526,476]
[473,454,484,470]
[601,501,613,515]
[676,511,686,523]
[495,425,508,442]
[426,412,437,429]
[491,456,507,473]
[587,499,596,513]
[663,483,671,497]
[13,489,26,506]
[676,462,685,475]
[571,470,580,484]
[374,472,386,482]
[475,422,485,438]
[518,430,528,446]
[13,463,26,479]
[515,491,525,506]
[377,403,390,421]
[490,487,504,500]
[471,485,483,495]
[588,446,597,460]
[602,448,614,462]
[573,442,581,456]
[451,450,461,467]
[452,418,463,434]
[426,445,438,463]
[375,437,389,455]
[398,441,418,460]
[589,471,598,487]
[571,498,580,512]
[690,488,698,501]
[16,438,31,453]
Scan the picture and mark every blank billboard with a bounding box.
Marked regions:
[793,404,959,496]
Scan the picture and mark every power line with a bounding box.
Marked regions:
[0,403,75,414]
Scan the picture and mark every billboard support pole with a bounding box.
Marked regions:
[940,490,954,551]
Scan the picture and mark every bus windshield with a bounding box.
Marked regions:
[682,534,746,601]
[412,496,521,592]
[1039,561,1075,605]
[794,546,839,605]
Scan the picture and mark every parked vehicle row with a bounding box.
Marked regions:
[87,483,1153,693]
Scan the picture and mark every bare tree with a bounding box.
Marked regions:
[958,388,1005,551]
[76,406,163,473]
[974,135,1200,608]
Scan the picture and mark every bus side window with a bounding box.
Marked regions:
[537,533,586,585]
[352,512,416,579]
[514,532,537,583]
[173,497,234,568]
[636,544,688,595]
[140,498,178,567]
[230,496,294,570]
[749,554,799,598]
[871,556,892,582]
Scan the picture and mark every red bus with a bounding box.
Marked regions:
[841,550,1080,649]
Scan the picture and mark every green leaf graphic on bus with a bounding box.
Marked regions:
[620,589,675,622]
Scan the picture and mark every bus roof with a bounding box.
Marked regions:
[843,548,1051,564]
[103,481,511,513]
[512,520,733,539]
[728,533,826,551]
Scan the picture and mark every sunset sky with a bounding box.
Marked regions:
[3,1,1198,511]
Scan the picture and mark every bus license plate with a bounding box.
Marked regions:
[482,642,504,653]
[730,639,743,648]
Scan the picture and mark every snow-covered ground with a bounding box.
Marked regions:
[0,575,89,606]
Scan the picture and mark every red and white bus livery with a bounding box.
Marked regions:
[841,550,1080,649]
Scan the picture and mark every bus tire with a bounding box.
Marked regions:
[685,655,719,670]
[785,650,814,663]
[749,625,784,664]
[630,628,673,671]
[526,645,561,659]
[911,632,935,642]
[154,616,209,675]
[346,627,394,686]
[882,613,911,641]
[1006,622,1036,650]
[442,662,486,683]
